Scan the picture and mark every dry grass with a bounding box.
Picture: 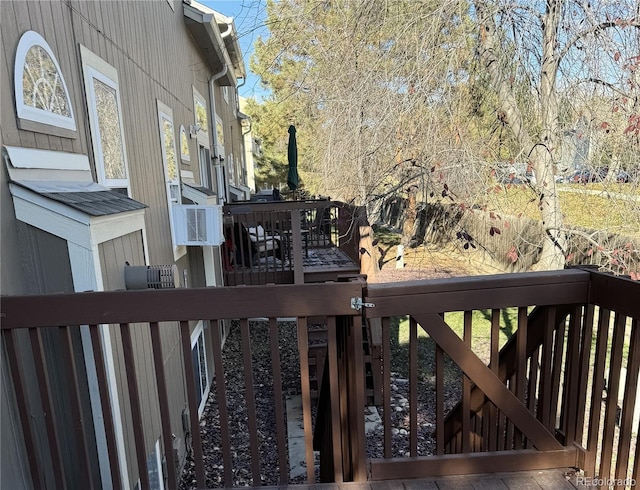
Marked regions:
[476,184,640,238]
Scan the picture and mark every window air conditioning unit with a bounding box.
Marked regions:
[172,205,224,246]
[124,264,179,290]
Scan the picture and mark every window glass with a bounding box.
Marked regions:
[216,117,225,151]
[81,46,130,193]
[23,46,71,116]
[180,125,190,162]
[195,98,208,133]
[162,117,177,181]
[15,30,76,131]
[94,78,126,180]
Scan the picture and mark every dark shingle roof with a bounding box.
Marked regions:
[41,190,147,216]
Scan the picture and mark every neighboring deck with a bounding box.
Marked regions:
[222,200,367,285]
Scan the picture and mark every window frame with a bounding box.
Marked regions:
[14,30,77,134]
[80,46,131,194]
[191,321,210,418]
[179,125,190,163]
[156,100,186,260]
[192,87,209,147]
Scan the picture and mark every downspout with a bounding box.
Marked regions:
[209,65,228,203]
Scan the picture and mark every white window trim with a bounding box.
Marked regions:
[191,321,210,418]
[215,114,225,160]
[222,86,229,104]
[227,153,235,186]
[192,87,209,147]
[14,30,76,131]
[80,46,131,194]
[157,100,186,261]
[147,439,165,490]
[179,125,190,163]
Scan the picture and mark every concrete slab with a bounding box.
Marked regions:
[286,395,317,479]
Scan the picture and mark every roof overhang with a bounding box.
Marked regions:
[182,182,218,205]
[9,182,147,250]
[213,11,246,79]
[183,1,242,85]
[4,145,148,248]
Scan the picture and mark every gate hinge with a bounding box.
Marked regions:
[351,297,375,310]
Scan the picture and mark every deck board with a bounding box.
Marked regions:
[242,469,586,490]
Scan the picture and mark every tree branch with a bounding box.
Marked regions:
[558,20,640,63]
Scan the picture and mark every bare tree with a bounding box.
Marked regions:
[248,0,640,272]
[474,0,639,269]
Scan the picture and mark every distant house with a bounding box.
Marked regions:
[1,1,247,488]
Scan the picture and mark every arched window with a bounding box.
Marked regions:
[14,31,76,132]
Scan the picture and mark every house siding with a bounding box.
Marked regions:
[99,231,189,486]
[4,224,102,488]
[2,0,244,486]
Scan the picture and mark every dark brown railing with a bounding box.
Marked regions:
[361,269,639,486]
[222,200,363,285]
[2,269,638,489]
[1,281,363,489]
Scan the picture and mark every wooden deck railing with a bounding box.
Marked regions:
[2,269,638,489]
[222,200,363,285]
[1,281,363,489]
[359,269,639,485]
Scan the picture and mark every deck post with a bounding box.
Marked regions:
[291,209,304,284]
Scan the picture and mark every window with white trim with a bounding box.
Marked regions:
[222,86,229,104]
[157,100,185,259]
[179,125,190,163]
[14,30,76,133]
[80,46,130,194]
[215,114,225,161]
[191,321,210,417]
[193,88,208,145]
[199,145,212,190]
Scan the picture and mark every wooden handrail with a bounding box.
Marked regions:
[2,270,637,487]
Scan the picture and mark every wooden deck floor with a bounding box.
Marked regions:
[250,469,587,490]
[303,247,359,281]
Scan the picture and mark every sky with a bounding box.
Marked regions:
[201,0,270,100]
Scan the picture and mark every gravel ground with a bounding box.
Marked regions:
[364,373,463,459]
[179,319,305,489]
[178,319,465,488]
[179,250,478,488]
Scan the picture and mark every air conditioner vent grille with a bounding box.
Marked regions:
[173,204,224,246]
[124,265,178,290]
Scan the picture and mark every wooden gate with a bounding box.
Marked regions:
[360,269,639,482]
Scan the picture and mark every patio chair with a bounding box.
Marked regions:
[233,223,282,266]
